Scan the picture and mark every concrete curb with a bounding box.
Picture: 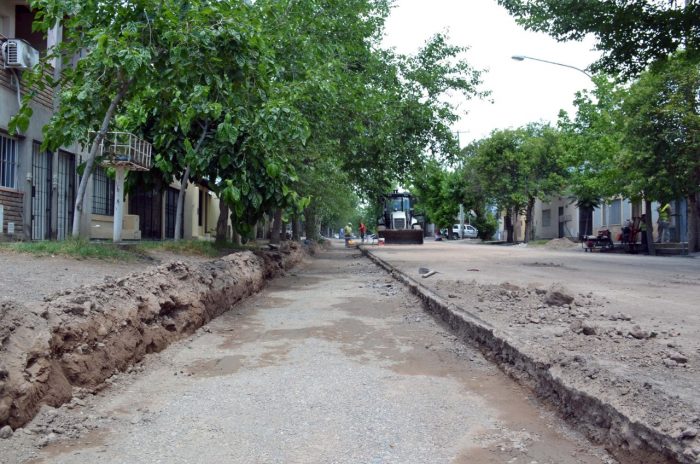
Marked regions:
[361,247,688,464]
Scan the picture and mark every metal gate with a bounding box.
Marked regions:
[31,143,52,240]
[164,187,183,239]
[56,151,76,240]
[129,186,163,240]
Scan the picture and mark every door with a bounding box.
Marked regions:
[31,143,52,240]
[578,206,593,239]
[164,187,183,239]
[56,150,76,240]
[129,186,163,240]
[558,206,565,238]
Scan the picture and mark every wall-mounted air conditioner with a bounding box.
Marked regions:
[1,39,39,69]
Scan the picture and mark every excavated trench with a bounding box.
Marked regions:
[0,243,306,430]
[361,248,685,464]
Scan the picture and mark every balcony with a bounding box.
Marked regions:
[95,131,152,171]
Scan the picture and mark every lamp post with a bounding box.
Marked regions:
[511,55,592,79]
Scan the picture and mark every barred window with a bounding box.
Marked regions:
[541,209,551,227]
[609,199,622,225]
[92,166,114,216]
[0,134,18,189]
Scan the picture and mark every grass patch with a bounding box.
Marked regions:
[0,238,262,261]
[133,239,259,258]
[0,238,133,260]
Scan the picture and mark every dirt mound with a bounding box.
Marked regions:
[544,238,579,249]
[0,243,304,430]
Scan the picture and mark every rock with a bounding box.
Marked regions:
[544,285,575,306]
[418,267,430,274]
[669,351,688,364]
[0,425,13,439]
[570,320,584,334]
[581,321,598,336]
[663,358,677,368]
[681,427,698,439]
[629,325,650,339]
[609,312,632,321]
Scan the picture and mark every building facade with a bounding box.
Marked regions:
[1,2,225,242]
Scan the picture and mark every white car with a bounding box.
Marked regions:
[451,224,478,239]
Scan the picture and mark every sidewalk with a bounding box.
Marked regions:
[363,240,700,463]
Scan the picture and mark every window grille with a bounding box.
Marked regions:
[92,166,115,216]
[0,134,17,189]
[542,209,551,227]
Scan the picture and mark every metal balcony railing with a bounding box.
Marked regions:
[94,131,152,171]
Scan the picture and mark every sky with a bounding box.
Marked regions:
[382,0,601,146]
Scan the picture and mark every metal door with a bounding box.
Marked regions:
[31,143,52,240]
[56,151,76,240]
[129,186,163,240]
[164,187,183,239]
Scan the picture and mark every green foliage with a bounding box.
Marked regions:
[498,0,700,78]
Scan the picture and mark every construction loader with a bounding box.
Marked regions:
[376,191,424,245]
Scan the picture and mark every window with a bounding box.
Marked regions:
[0,134,17,189]
[542,209,551,227]
[92,166,114,215]
[609,199,622,225]
[15,6,46,52]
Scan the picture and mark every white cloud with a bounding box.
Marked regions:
[382,0,601,144]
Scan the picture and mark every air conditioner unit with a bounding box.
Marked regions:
[1,39,40,69]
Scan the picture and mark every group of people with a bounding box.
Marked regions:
[343,221,367,246]
[619,203,671,253]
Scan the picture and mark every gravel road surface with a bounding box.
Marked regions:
[3,246,614,463]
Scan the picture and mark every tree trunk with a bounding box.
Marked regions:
[270,209,282,244]
[280,218,288,241]
[71,79,131,237]
[689,194,699,253]
[174,123,208,241]
[645,198,656,255]
[304,205,318,241]
[504,210,514,243]
[215,198,229,244]
[524,197,535,243]
[228,213,242,246]
[291,214,300,240]
[250,222,258,243]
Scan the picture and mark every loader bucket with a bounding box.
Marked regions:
[377,229,424,245]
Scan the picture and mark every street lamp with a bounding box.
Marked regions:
[511,55,592,79]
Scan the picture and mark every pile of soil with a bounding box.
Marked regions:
[544,238,579,250]
[432,278,700,462]
[0,243,305,430]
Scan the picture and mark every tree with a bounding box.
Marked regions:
[498,0,700,78]
[465,125,566,243]
[11,0,196,237]
[619,53,700,251]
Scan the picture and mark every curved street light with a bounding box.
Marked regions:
[511,55,592,79]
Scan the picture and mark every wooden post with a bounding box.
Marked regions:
[113,166,126,242]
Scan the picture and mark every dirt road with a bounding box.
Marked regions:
[365,240,700,462]
[2,246,613,463]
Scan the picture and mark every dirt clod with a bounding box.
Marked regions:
[544,284,575,306]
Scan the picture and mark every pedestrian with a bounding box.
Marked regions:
[344,222,353,247]
[359,222,367,243]
[657,203,670,243]
[640,214,648,253]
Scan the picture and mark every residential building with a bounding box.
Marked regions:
[1,2,227,242]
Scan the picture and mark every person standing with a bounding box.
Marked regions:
[344,222,353,247]
[657,203,670,243]
[640,214,648,253]
[359,222,367,243]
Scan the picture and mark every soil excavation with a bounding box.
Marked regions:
[1,245,616,463]
[0,243,304,431]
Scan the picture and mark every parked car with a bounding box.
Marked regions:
[451,224,478,239]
